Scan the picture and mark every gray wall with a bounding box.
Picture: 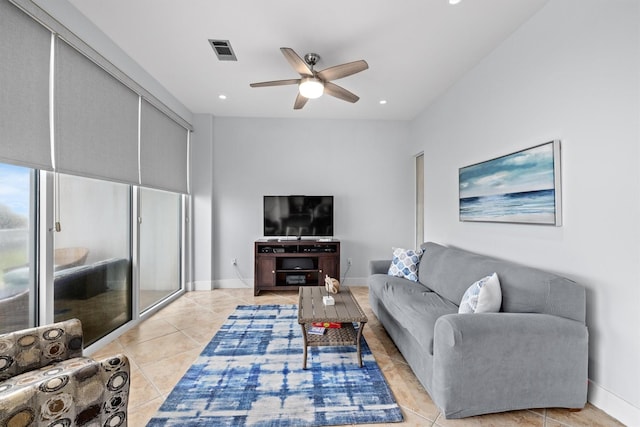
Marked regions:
[202,117,413,288]
[408,0,639,423]
[191,115,214,289]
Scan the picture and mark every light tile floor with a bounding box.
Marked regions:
[92,287,623,427]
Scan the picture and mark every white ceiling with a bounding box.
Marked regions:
[65,0,548,121]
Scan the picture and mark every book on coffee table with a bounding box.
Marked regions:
[312,322,342,329]
[308,326,326,335]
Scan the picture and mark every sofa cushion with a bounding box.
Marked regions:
[369,274,458,355]
[388,247,423,282]
[369,274,424,302]
[458,273,502,314]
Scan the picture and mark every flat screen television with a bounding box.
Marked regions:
[263,195,334,238]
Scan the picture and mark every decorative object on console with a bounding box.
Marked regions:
[459,140,562,225]
[387,247,423,282]
[324,275,340,294]
[458,272,502,314]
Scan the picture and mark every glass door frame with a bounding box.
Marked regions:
[135,187,187,317]
[38,171,55,326]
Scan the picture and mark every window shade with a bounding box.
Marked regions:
[140,99,189,194]
[0,0,52,170]
[54,38,139,184]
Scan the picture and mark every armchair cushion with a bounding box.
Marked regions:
[0,319,130,426]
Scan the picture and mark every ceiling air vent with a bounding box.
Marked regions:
[208,39,237,61]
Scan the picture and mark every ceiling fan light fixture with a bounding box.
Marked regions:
[299,77,324,99]
[250,48,367,109]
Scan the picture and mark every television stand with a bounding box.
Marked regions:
[254,239,340,296]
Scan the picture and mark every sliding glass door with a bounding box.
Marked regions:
[0,167,185,340]
[53,174,132,345]
[139,187,182,313]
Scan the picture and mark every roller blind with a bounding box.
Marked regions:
[0,0,52,170]
[140,99,189,194]
[54,38,139,184]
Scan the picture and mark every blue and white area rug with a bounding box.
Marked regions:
[148,304,403,426]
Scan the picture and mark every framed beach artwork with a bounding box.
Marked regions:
[459,140,562,226]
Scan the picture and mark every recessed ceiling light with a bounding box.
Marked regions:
[218,94,227,100]
[449,0,462,4]
[379,100,387,105]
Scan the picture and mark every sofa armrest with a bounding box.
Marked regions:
[369,260,391,275]
[432,313,588,418]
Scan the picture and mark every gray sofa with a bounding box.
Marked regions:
[368,242,588,419]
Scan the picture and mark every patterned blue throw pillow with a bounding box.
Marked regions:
[387,247,424,282]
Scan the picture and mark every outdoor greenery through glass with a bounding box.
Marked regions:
[0,163,34,334]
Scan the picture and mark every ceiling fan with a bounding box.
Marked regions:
[250,47,369,110]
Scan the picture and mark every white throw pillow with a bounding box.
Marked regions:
[387,247,423,282]
[458,272,502,314]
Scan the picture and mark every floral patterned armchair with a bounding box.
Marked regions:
[0,318,130,426]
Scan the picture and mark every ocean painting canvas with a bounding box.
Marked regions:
[459,141,561,225]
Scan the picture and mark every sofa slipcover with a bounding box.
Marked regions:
[368,242,588,419]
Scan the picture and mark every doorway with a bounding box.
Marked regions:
[415,153,424,247]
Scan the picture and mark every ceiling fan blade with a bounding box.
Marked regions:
[280,47,312,76]
[324,82,359,103]
[317,60,368,81]
[293,93,309,110]
[250,79,300,88]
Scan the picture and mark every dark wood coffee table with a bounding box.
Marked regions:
[298,286,368,369]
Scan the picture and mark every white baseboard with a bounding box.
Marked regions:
[588,380,639,426]
[189,279,249,290]
[213,278,252,289]
[191,280,214,291]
